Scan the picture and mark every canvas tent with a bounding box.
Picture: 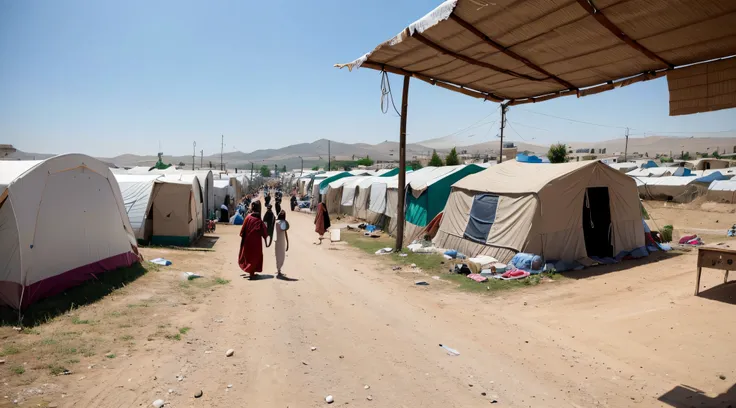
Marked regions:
[213,179,235,209]
[352,176,381,220]
[404,164,484,242]
[0,154,139,309]
[434,160,645,263]
[707,179,736,203]
[324,177,354,214]
[149,179,199,246]
[115,173,163,243]
[635,172,729,203]
[161,173,205,235]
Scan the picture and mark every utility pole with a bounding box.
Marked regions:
[327,140,331,171]
[274,164,278,178]
[624,127,629,162]
[200,150,203,168]
[192,141,196,170]
[220,135,224,171]
[250,162,254,182]
[498,103,508,163]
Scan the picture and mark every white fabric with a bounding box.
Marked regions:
[114,174,162,240]
[0,154,137,308]
[368,181,388,214]
[408,165,471,198]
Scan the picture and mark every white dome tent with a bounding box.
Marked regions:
[0,154,139,309]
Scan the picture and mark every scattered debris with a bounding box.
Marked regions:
[410,263,417,268]
[719,374,727,380]
[302,361,309,365]
[204,351,213,354]
[180,272,203,281]
[432,276,440,280]
[150,258,172,266]
[491,399,498,404]
[226,349,235,357]
[339,355,344,359]
[415,281,429,286]
[194,390,203,398]
[325,395,334,404]
[481,392,487,396]
[61,369,72,375]
[366,395,373,401]
[227,384,233,388]
[0,360,4,365]
[168,389,174,394]
[392,266,402,271]
[311,347,317,351]
[439,344,460,356]
[468,383,473,387]
[364,385,370,390]
[152,399,165,408]
[399,253,408,257]
[375,247,393,255]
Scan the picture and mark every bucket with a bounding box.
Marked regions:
[330,229,341,242]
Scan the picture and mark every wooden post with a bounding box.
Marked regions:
[395,75,410,251]
[498,103,508,163]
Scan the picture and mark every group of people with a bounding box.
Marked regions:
[236,190,333,279]
[238,191,290,280]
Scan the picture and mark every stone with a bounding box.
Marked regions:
[227,384,233,388]
[152,399,164,408]
[325,395,334,404]
[366,396,373,401]
[311,347,317,351]
[194,390,203,398]
[226,349,235,357]
[364,385,370,390]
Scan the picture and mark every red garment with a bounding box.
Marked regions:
[314,203,330,236]
[238,214,267,273]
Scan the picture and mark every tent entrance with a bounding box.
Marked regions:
[582,187,613,258]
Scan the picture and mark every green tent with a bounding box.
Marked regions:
[405,164,483,228]
[318,171,352,193]
[380,167,412,177]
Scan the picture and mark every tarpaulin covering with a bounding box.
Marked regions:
[463,194,499,244]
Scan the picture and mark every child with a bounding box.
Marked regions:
[275,210,290,277]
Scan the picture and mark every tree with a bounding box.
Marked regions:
[678,151,691,160]
[281,165,287,172]
[178,161,186,167]
[547,143,568,163]
[428,149,444,166]
[260,165,270,177]
[356,155,374,166]
[409,160,423,170]
[445,147,460,165]
[712,151,721,159]
[311,165,319,171]
[700,152,709,158]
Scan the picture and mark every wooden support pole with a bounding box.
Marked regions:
[498,103,508,163]
[395,75,410,251]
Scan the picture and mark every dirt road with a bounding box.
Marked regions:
[2,205,735,407]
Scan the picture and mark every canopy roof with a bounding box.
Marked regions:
[336,0,736,107]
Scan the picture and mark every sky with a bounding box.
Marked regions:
[1,0,735,158]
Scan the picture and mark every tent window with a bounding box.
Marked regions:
[463,194,498,244]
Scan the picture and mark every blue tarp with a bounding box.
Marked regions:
[516,153,543,163]
[642,160,658,168]
[695,171,729,183]
[463,194,499,243]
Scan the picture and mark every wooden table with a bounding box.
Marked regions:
[695,245,735,295]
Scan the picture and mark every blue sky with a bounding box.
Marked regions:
[1,0,735,157]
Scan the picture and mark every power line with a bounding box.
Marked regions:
[519,107,736,135]
[505,121,527,142]
[434,105,501,140]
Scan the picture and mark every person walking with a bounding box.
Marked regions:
[238,201,268,279]
[274,210,290,277]
[314,201,330,244]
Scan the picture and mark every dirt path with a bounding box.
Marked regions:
[2,205,735,407]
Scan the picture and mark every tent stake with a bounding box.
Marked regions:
[395,75,410,251]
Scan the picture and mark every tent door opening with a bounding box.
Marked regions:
[582,187,613,258]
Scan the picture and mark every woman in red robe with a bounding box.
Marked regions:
[238,201,268,279]
[314,201,330,244]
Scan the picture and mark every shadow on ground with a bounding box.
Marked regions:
[697,280,736,305]
[193,235,220,249]
[241,274,275,281]
[0,263,148,327]
[562,251,686,280]
[658,383,735,407]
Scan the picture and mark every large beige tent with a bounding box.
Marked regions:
[434,160,645,263]
[149,179,199,246]
[0,154,139,309]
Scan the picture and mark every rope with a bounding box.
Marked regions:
[380,71,402,117]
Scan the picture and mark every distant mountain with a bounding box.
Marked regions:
[5,135,735,171]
